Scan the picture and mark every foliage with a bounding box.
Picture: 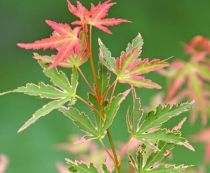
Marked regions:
[128,142,192,173]
[0,0,197,173]
[164,36,210,125]
[99,34,169,89]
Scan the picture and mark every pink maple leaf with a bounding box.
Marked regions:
[67,0,129,34]
[166,36,210,125]
[17,20,83,68]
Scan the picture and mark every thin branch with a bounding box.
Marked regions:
[99,139,115,162]
[82,23,121,173]
[75,95,99,114]
[107,129,121,172]
[77,67,95,94]
[103,79,118,100]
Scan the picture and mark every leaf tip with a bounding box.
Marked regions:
[17,43,25,48]
[0,91,12,96]
[17,127,24,134]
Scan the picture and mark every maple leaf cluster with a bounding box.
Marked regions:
[166,36,210,124]
[17,0,129,68]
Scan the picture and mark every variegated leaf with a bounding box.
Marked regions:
[98,39,116,74]
[97,63,111,95]
[66,160,99,173]
[139,102,193,133]
[126,94,143,134]
[144,142,174,171]
[1,63,78,133]
[0,82,66,99]
[123,33,144,55]
[99,33,168,89]
[129,142,192,173]
[60,107,98,137]
[18,98,69,133]
[102,89,130,133]
[146,164,192,173]
[39,62,73,93]
[136,129,194,151]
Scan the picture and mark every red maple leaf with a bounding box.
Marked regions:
[17,20,82,68]
[67,0,129,34]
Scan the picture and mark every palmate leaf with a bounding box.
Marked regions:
[0,62,78,133]
[129,142,192,173]
[165,37,210,124]
[99,33,168,89]
[136,129,194,151]
[126,94,192,134]
[138,102,193,133]
[17,20,81,68]
[59,107,98,137]
[68,0,129,34]
[126,92,194,150]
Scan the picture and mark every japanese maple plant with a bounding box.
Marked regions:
[0,0,195,172]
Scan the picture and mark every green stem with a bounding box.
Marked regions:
[83,24,121,172]
[107,129,121,173]
[99,139,115,162]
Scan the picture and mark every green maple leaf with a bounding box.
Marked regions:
[0,62,78,132]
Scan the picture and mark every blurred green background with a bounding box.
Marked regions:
[0,0,210,172]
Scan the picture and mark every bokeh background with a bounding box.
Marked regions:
[0,0,210,172]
